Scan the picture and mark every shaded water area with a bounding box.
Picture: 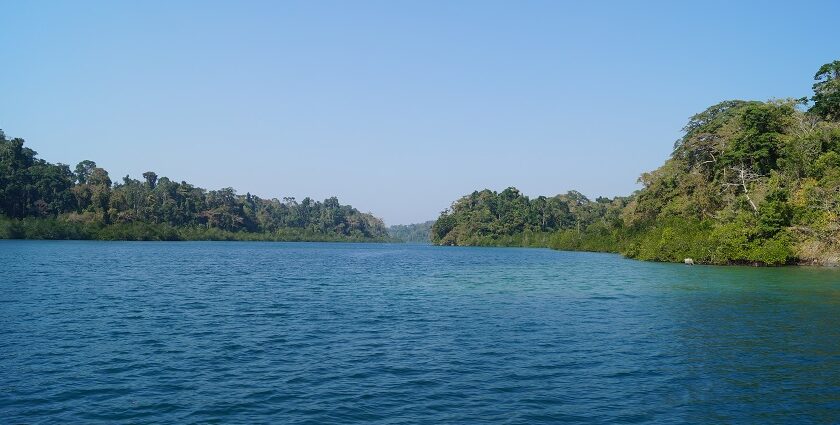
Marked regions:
[1,241,839,424]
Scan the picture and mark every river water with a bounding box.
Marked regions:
[1,241,838,423]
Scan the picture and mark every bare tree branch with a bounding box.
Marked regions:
[721,164,762,213]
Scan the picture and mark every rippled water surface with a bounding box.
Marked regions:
[1,241,839,424]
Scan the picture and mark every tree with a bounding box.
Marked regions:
[0,130,391,240]
[142,171,158,189]
[810,60,840,120]
[74,160,97,184]
[88,168,111,187]
[722,165,762,213]
[722,102,793,174]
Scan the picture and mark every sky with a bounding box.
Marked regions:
[2,1,839,225]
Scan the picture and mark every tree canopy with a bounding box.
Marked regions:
[432,61,840,265]
[810,60,840,120]
[0,132,389,241]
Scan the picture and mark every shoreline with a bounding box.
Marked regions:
[7,236,836,267]
[430,241,840,268]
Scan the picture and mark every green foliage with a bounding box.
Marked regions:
[432,61,840,266]
[722,102,794,174]
[0,131,76,218]
[549,222,623,253]
[810,60,840,120]
[0,214,392,242]
[757,187,791,237]
[430,186,628,247]
[0,133,390,242]
[389,221,434,243]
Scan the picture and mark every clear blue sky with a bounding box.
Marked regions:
[2,1,838,224]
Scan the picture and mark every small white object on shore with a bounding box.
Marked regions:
[684,258,694,265]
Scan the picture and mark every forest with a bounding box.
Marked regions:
[431,61,840,265]
[0,136,391,241]
[388,221,434,243]
[5,61,840,259]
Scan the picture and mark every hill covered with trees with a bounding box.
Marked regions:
[0,135,390,241]
[432,61,840,266]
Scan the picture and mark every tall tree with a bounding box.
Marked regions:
[811,60,840,120]
[74,160,97,184]
[142,171,158,189]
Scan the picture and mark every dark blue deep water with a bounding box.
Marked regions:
[1,241,839,424]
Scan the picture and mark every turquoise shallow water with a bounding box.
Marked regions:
[1,241,839,424]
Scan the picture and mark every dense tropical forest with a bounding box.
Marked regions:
[432,61,840,266]
[0,135,390,241]
[388,221,434,243]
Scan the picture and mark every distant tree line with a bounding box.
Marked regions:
[0,136,389,241]
[388,221,434,243]
[432,61,840,265]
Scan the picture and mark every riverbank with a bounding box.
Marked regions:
[432,228,840,267]
[0,216,394,243]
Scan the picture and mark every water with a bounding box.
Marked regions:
[1,241,839,424]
